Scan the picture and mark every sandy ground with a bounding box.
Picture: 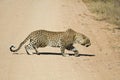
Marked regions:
[0,0,120,80]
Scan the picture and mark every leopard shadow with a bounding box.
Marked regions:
[34,52,95,57]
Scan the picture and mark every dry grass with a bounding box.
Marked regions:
[83,0,120,28]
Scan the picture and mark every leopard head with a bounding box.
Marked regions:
[75,33,91,47]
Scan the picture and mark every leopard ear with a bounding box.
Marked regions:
[66,28,74,32]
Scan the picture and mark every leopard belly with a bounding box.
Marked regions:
[48,40,61,47]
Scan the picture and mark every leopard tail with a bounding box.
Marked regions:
[10,35,31,52]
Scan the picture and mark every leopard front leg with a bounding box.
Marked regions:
[60,46,65,57]
[66,45,79,57]
[60,46,69,57]
[72,48,79,57]
[60,39,70,57]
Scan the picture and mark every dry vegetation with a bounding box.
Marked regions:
[83,0,120,53]
[83,0,120,28]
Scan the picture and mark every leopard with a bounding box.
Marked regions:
[10,28,91,57]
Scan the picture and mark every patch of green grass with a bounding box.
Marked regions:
[83,0,120,27]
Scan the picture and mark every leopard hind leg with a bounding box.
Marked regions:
[25,42,38,55]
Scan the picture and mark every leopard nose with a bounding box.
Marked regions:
[86,43,91,47]
[86,45,89,47]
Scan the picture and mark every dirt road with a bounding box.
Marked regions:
[0,0,120,80]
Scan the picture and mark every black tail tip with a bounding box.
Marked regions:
[10,45,15,52]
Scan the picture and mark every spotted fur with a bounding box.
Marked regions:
[10,28,91,57]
